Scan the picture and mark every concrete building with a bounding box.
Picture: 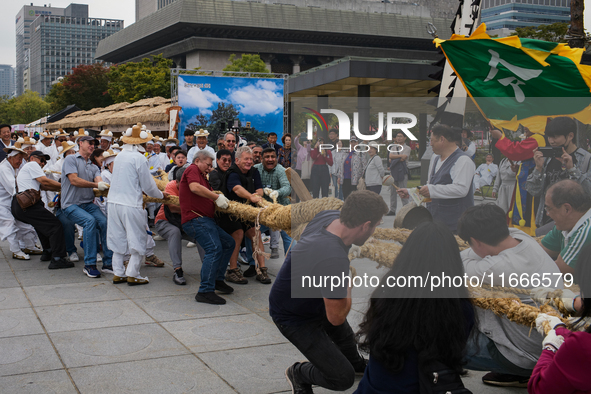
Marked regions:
[15,3,67,96]
[135,0,459,22]
[25,4,123,97]
[0,65,16,97]
[98,0,454,75]
[482,0,571,37]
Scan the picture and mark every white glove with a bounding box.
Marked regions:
[535,313,565,335]
[215,194,229,209]
[531,287,578,312]
[97,182,110,191]
[269,190,279,200]
[263,187,273,196]
[542,330,565,351]
[350,244,361,259]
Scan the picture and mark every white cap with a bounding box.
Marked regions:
[146,140,154,145]
[166,142,175,147]
[100,136,112,142]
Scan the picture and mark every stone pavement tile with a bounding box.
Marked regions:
[24,281,127,307]
[228,282,274,313]
[115,272,202,299]
[0,334,62,377]
[8,257,50,272]
[162,313,288,353]
[0,370,77,393]
[0,272,20,289]
[134,294,251,322]
[14,266,94,287]
[199,342,305,394]
[258,312,273,324]
[35,299,154,333]
[0,287,30,310]
[69,355,235,394]
[0,308,45,338]
[50,323,189,368]
[0,260,11,272]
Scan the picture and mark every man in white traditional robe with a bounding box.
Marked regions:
[107,124,169,285]
[0,146,41,260]
[473,154,499,192]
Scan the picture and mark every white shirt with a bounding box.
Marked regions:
[461,228,563,289]
[158,152,170,170]
[17,162,45,192]
[108,145,163,209]
[427,150,475,199]
[0,159,19,202]
[187,145,217,167]
[145,152,162,175]
[465,141,476,158]
[474,163,499,185]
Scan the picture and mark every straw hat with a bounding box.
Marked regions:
[57,141,76,157]
[164,138,179,146]
[121,123,153,145]
[102,149,118,165]
[195,129,209,138]
[20,136,37,146]
[110,143,121,153]
[39,130,53,140]
[73,128,89,141]
[2,143,27,155]
[53,128,69,137]
[99,130,114,141]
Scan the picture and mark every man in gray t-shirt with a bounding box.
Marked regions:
[61,136,112,278]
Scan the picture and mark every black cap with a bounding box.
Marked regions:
[29,151,51,161]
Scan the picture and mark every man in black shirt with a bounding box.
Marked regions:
[208,149,232,191]
[270,190,388,393]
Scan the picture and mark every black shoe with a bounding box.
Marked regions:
[215,280,234,294]
[482,372,529,388]
[173,268,186,285]
[48,257,75,270]
[270,248,280,259]
[285,363,313,394]
[386,211,396,216]
[353,358,368,376]
[243,265,257,277]
[195,292,226,305]
[40,249,52,261]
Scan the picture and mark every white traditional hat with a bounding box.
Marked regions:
[39,130,53,140]
[121,123,153,145]
[111,143,121,153]
[73,128,89,141]
[99,129,114,141]
[54,128,69,137]
[102,149,118,165]
[20,136,37,146]
[164,137,180,146]
[3,141,27,156]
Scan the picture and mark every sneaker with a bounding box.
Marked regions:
[195,292,226,305]
[40,249,52,261]
[23,247,43,255]
[173,268,186,285]
[12,251,30,260]
[113,275,127,284]
[48,258,75,270]
[186,241,196,248]
[285,363,313,394]
[225,268,248,284]
[101,265,114,274]
[243,265,257,277]
[270,248,280,259]
[215,280,234,294]
[83,265,101,278]
[127,276,149,286]
[68,252,80,262]
[96,253,103,263]
[256,267,272,284]
[153,235,165,241]
[482,372,529,388]
[386,210,396,216]
[145,254,165,267]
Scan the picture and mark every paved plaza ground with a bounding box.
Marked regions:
[0,191,523,393]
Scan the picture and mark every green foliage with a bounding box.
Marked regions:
[222,54,273,77]
[107,54,173,103]
[45,63,113,112]
[512,22,570,42]
[0,90,50,124]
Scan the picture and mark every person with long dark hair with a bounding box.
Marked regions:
[355,221,474,393]
[528,242,591,394]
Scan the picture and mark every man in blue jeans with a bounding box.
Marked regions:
[61,135,112,278]
[270,190,389,393]
[179,149,234,305]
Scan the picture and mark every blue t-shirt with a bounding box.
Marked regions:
[269,210,350,326]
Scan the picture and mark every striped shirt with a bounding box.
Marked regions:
[542,208,591,268]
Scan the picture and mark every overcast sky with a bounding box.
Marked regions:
[0,0,590,67]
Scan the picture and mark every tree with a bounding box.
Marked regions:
[512,22,570,43]
[45,63,113,112]
[0,90,50,124]
[207,102,241,145]
[107,54,173,103]
[223,54,273,76]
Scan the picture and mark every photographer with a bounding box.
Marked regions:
[525,117,591,233]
